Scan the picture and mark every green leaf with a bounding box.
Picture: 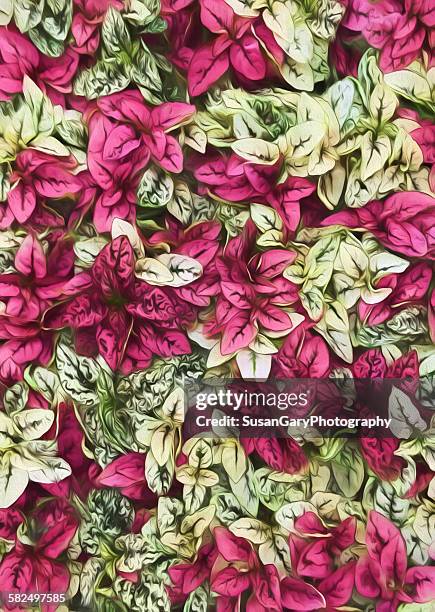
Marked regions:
[31,135,70,156]
[300,286,324,321]
[325,79,355,128]
[73,59,131,99]
[384,65,432,104]
[137,167,174,208]
[183,585,209,612]
[3,383,28,415]
[229,463,259,516]
[345,160,381,207]
[278,21,313,63]
[413,502,435,547]
[304,234,340,287]
[360,132,391,181]
[221,442,247,483]
[275,501,316,532]
[314,300,353,363]
[369,82,398,125]
[25,455,72,484]
[263,2,294,44]
[80,558,106,607]
[212,491,245,525]
[167,182,193,224]
[102,7,132,56]
[24,366,62,405]
[145,452,174,495]
[236,348,272,380]
[388,386,427,439]
[258,533,291,576]
[256,468,288,511]
[13,409,54,441]
[309,0,344,39]
[135,257,172,287]
[22,76,54,140]
[156,254,202,287]
[402,525,429,565]
[334,235,368,279]
[123,0,163,27]
[317,162,345,209]
[286,121,325,158]
[332,443,365,497]
[250,203,283,232]
[398,602,435,612]
[230,518,270,544]
[56,339,101,406]
[0,453,28,508]
[0,0,13,25]
[14,0,44,32]
[231,138,280,165]
[184,125,207,153]
[130,41,164,102]
[374,481,409,525]
[28,23,67,58]
[56,110,88,148]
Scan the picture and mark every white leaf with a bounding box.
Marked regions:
[231,138,280,165]
[111,218,145,256]
[388,386,427,439]
[188,325,219,349]
[31,136,70,157]
[207,343,235,368]
[156,254,203,287]
[13,409,54,441]
[161,387,184,423]
[248,334,278,355]
[360,132,391,181]
[236,349,272,380]
[0,454,28,508]
[135,257,174,284]
[27,457,72,484]
[250,203,283,232]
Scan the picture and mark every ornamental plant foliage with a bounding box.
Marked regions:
[0,0,433,611]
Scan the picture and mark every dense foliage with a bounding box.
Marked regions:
[0,0,434,610]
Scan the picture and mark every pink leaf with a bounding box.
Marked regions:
[151,102,195,131]
[200,0,234,33]
[15,235,47,279]
[98,90,151,126]
[0,553,33,593]
[255,305,294,332]
[365,512,403,565]
[280,576,326,611]
[296,540,332,579]
[404,566,435,603]
[102,124,141,161]
[96,309,131,370]
[221,310,257,354]
[230,35,266,80]
[97,453,145,488]
[211,567,251,597]
[214,527,253,563]
[0,29,39,69]
[254,439,284,471]
[188,44,229,96]
[8,183,36,223]
[92,236,135,298]
[319,562,356,607]
[294,512,327,536]
[157,134,184,173]
[355,555,381,599]
[256,250,296,278]
[44,294,107,329]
